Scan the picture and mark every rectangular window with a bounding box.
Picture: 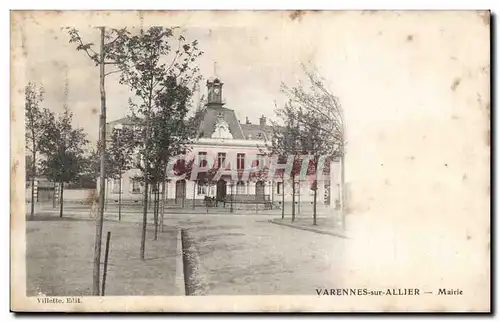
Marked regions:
[277,182,283,195]
[112,178,121,194]
[237,153,245,170]
[198,151,208,167]
[217,152,226,167]
[197,182,207,195]
[131,179,141,194]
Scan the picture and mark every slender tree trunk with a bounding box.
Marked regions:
[161,176,166,232]
[59,182,64,218]
[30,149,36,218]
[141,52,156,258]
[154,182,159,241]
[270,181,273,210]
[92,27,106,296]
[140,181,149,260]
[155,186,158,235]
[281,179,285,219]
[153,184,156,240]
[313,180,317,226]
[148,188,152,210]
[192,181,196,209]
[291,175,296,222]
[52,182,56,209]
[297,181,301,215]
[157,185,160,235]
[105,179,108,211]
[118,173,122,221]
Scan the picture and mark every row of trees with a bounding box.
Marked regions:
[26,64,344,229]
[268,65,345,226]
[25,82,88,218]
[25,82,141,220]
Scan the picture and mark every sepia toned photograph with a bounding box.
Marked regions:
[10,10,490,312]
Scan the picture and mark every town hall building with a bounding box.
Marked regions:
[105,76,340,212]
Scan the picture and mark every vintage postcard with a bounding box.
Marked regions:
[10,10,490,312]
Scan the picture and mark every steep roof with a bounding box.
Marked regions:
[107,108,273,143]
[196,106,246,140]
[240,123,273,141]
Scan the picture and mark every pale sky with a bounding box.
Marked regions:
[23,22,321,144]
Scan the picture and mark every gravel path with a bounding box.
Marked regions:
[169,215,346,295]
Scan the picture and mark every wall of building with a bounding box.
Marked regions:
[25,187,96,203]
[98,140,341,209]
[104,175,331,205]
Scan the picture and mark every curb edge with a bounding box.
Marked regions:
[269,219,348,239]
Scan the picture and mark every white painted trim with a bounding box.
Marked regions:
[193,137,267,148]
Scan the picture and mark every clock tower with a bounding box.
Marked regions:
[206,77,224,108]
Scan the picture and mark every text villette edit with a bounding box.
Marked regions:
[37,297,82,304]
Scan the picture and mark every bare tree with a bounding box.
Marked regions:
[281,64,345,227]
[297,111,336,225]
[267,101,303,222]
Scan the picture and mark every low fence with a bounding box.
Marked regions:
[226,194,271,202]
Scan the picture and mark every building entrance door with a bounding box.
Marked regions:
[175,180,186,207]
[255,180,265,201]
[216,179,227,202]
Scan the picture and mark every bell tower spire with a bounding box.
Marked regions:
[206,63,224,108]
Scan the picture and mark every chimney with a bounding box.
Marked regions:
[245,117,251,125]
[259,114,266,127]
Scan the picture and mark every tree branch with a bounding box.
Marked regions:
[104,69,122,77]
[73,33,100,64]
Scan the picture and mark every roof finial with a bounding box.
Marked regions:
[214,61,218,78]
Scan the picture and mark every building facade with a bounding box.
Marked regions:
[104,76,341,211]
